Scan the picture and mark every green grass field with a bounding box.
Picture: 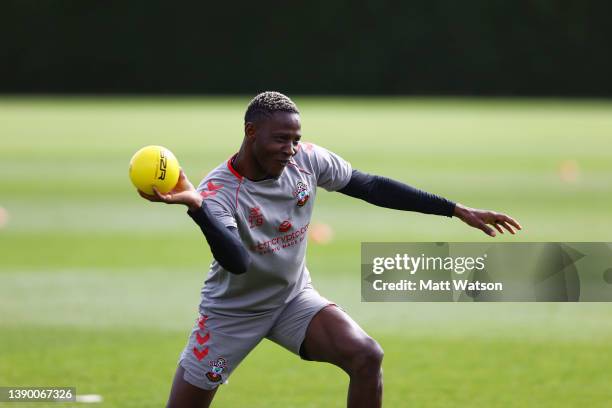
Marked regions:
[1,97,612,407]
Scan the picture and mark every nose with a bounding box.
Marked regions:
[282,142,295,157]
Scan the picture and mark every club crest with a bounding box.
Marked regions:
[293,181,310,207]
[206,357,227,383]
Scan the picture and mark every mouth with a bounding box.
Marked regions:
[277,159,290,167]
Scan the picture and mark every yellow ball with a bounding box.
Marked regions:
[129,145,180,195]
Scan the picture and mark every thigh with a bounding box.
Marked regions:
[266,284,334,356]
[301,305,377,367]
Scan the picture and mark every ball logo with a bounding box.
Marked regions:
[157,151,167,181]
[293,181,310,207]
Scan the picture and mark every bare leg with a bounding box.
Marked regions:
[166,364,218,408]
[302,305,383,408]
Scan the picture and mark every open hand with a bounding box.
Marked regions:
[454,203,522,237]
[137,169,202,210]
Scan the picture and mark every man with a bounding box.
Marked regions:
[139,92,521,408]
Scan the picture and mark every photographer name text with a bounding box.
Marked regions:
[372,279,503,292]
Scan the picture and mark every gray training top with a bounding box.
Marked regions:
[195,143,352,316]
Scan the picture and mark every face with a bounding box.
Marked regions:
[246,112,302,179]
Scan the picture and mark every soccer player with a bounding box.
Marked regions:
[138,92,521,408]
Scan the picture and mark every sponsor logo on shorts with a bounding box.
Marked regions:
[192,315,211,361]
[196,331,210,345]
[193,346,209,361]
[293,181,310,207]
[206,372,223,382]
[197,315,209,329]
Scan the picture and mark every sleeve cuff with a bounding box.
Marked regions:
[187,203,206,224]
[446,201,457,217]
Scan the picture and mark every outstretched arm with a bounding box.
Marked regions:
[138,170,251,274]
[338,169,522,237]
[338,169,455,216]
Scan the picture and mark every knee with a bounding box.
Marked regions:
[345,337,384,377]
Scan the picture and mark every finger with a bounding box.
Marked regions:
[138,189,158,201]
[497,220,516,235]
[503,215,522,230]
[476,220,496,237]
[493,222,504,234]
[152,186,170,202]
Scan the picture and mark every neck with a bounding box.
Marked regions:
[233,145,268,181]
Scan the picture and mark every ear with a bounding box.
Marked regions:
[244,122,256,143]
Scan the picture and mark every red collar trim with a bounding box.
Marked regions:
[227,154,244,181]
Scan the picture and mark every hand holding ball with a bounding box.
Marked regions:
[129,145,180,194]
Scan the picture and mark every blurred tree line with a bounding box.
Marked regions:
[1,0,610,96]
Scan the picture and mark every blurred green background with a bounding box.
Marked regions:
[1,97,612,407]
[2,2,612,96]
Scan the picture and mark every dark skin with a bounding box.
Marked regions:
[233,111,302,180]
[139,111,522,408]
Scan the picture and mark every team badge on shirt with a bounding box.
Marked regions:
[293,181,310,207]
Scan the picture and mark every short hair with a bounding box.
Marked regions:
[244,91,299,124]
